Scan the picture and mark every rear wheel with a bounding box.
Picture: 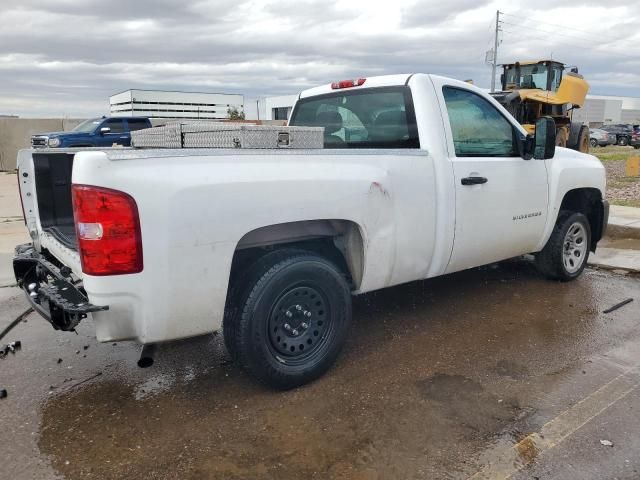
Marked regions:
[535,211,591,281]
[618,136,629,146]
[555,128,568,148]
[225,249,351,389]
[589,138,598,148]
[577,126,590,153]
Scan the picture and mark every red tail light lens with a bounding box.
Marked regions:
[72,184,143,276]
[331,78,366,89]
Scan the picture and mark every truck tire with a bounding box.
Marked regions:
[555,128,568,148]
[226,249,351,389]
[577,126,590,153]
[223,249,294,361]
[535,211,591,281]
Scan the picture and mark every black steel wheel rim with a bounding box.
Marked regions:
[266,284,332,363]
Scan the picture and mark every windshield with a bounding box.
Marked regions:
[73,118,102,133]
[504,64,563,91]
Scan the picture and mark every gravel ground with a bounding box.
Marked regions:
[593,146,640,207]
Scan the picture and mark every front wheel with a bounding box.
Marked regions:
[618,136,629,146]
[589,138,598,148]
[535,211,591,281]
[226,250,351,389]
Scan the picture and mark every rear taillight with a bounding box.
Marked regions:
[331,78,366,89]
[72,184,143,276]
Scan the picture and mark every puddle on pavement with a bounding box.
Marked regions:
[31,264,640,479]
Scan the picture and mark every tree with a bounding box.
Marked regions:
[227,107,245,120]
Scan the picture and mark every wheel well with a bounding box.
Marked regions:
[559,188,604,250]
[229,220,365,291]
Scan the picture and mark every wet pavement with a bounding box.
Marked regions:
[1,261,639,480]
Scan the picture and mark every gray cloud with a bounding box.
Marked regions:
[0,0,638,117]
[401,0,493,26]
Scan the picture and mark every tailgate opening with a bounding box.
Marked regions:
[33,152,77,251]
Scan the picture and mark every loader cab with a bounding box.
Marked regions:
[501,61,565,92]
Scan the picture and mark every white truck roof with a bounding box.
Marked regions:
[298,73,414,99]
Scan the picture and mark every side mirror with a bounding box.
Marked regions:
[533,117,556,159]
[100,127,111,134]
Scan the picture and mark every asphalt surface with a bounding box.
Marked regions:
[1,262,639,480]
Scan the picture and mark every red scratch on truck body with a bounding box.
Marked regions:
[369,181,390,197]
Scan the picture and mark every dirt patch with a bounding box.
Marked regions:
[417,374,522,435]
[594,146,640,207]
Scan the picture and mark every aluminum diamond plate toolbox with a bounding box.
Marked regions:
[131,122,324,149]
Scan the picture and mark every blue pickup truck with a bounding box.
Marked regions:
[31,116,151,148]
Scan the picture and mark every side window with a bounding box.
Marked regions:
[127,119,149,131]
[442,86,518,157]
[103,119,125,133]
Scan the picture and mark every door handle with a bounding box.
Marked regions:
[461,176,488,186]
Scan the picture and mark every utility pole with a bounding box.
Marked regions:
[490,10,501,92]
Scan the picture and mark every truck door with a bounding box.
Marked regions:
[97,119,129,147]
[437,84,549,274]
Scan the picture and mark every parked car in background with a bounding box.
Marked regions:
[631,125,640,149]
[589,128,616,147]
[31,116,151,148]
[599,124,634,146]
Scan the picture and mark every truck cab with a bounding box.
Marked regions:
[31,116,151,149]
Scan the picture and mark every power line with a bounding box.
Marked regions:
[500,20,608,44]
[500,28,640,61]
[499,11,626,43]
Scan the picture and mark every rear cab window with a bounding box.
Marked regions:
[289,87,419,148]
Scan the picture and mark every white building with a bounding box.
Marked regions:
[260,94,299,121]
[110,89,244,120]
[570,95,640,126]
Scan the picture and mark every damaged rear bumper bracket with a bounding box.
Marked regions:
[13,244,108,331]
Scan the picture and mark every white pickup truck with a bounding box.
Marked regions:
[14,74,608,388]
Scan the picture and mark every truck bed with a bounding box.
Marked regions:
[32,151,77,251]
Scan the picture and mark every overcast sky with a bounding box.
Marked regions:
[1,0,638,118]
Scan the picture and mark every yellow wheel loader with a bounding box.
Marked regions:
[490,60,590,153]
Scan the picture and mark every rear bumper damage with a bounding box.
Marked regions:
[13,244,108,332]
